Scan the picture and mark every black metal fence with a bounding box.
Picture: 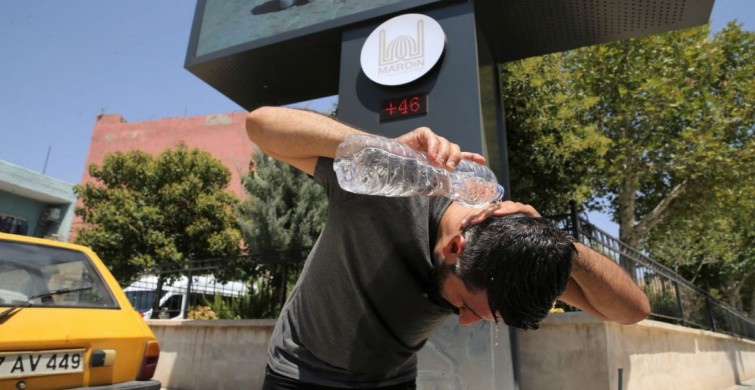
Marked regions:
[125,205,755,340]
[548,202,755,340]
[123,255,301,320]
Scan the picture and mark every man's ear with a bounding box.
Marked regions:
[441,233,466,264]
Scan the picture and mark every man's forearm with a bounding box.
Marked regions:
[567,243,650,324]
[245,106,365,173]
[246,106,486,176]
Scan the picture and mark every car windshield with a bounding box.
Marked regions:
[0,240,118,308]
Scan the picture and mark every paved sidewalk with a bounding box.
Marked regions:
[730,378,755,389]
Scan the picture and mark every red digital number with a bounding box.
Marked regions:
[398,99,409,114]
[410,96,420,112]
[380,93,427,122]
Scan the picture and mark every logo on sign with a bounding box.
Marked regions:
[361,14,445,86]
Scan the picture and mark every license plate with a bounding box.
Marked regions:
[0,349,85,379]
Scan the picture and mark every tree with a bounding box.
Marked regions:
[503,22,753,241]
[567,23,753,248]
[236,152,327,318]
[643,177,754,314]
[501,53,610,215]
[74,144,242,294]
[501,22,754,309]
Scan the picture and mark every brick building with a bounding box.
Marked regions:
[84,112,255,197]
[72,111,257,238]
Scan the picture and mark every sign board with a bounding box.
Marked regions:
[193,0,408,58]
[185,0,713,110]
[360,14,446,87]
[185,0,447,109]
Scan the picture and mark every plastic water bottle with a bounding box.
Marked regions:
[333,134,504,208]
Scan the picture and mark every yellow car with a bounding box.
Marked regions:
[0,233,160,390]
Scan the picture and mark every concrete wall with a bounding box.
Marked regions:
[417,320,516,390]
[0,190,44,235]
[147,312,755,390]
[148,319,515,390]
[517,312,755,390]
[149,319,275,390]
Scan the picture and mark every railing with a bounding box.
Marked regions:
[548,201,755,340]
[123,255,301,320]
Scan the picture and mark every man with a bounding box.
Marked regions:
[246,106,650,389]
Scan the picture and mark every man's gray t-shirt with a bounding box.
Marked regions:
[267,157,455,388]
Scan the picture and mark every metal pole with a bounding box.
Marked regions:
[493,61,511,199]
[569,200,580,241]
[182,258,194,319]
[618,368,623,390]
[509,327,521,390]
[494,60,520,390]
[673,281,685,326]
[42,146,51,175]
[706,298,717,332]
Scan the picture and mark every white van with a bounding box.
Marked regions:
[123,275,248,319]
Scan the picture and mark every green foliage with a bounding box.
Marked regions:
[504,22,753,231]
[236,153,327,318]
[204,283,280,319]
[644,286,681,322]
[205,294,238,320]
[187,305,218,320]
[239,153,327,255]
[570,23,753,245]
[644,172,754,312]
[73,144,242,285]
[502,22,754,313]
[501,54,610,215]
[640,23,755,314]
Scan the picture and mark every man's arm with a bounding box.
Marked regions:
[464,201,650,324]
[246,107,364,175]
[245,106,486,175]
[558,243,650,324]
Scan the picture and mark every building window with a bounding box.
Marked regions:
[0,213,28,235]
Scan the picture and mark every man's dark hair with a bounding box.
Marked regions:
[455,214,576,330]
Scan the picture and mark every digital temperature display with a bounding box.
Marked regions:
[380,93,428,122]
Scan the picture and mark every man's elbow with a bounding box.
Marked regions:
[245,106,277,143]
[618,295,651,324]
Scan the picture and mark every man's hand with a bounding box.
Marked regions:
[395,127,486,171]
[460,201,541,228]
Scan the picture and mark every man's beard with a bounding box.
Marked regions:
[429,255,458,312]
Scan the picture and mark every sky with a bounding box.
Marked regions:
[1,0,753,236]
